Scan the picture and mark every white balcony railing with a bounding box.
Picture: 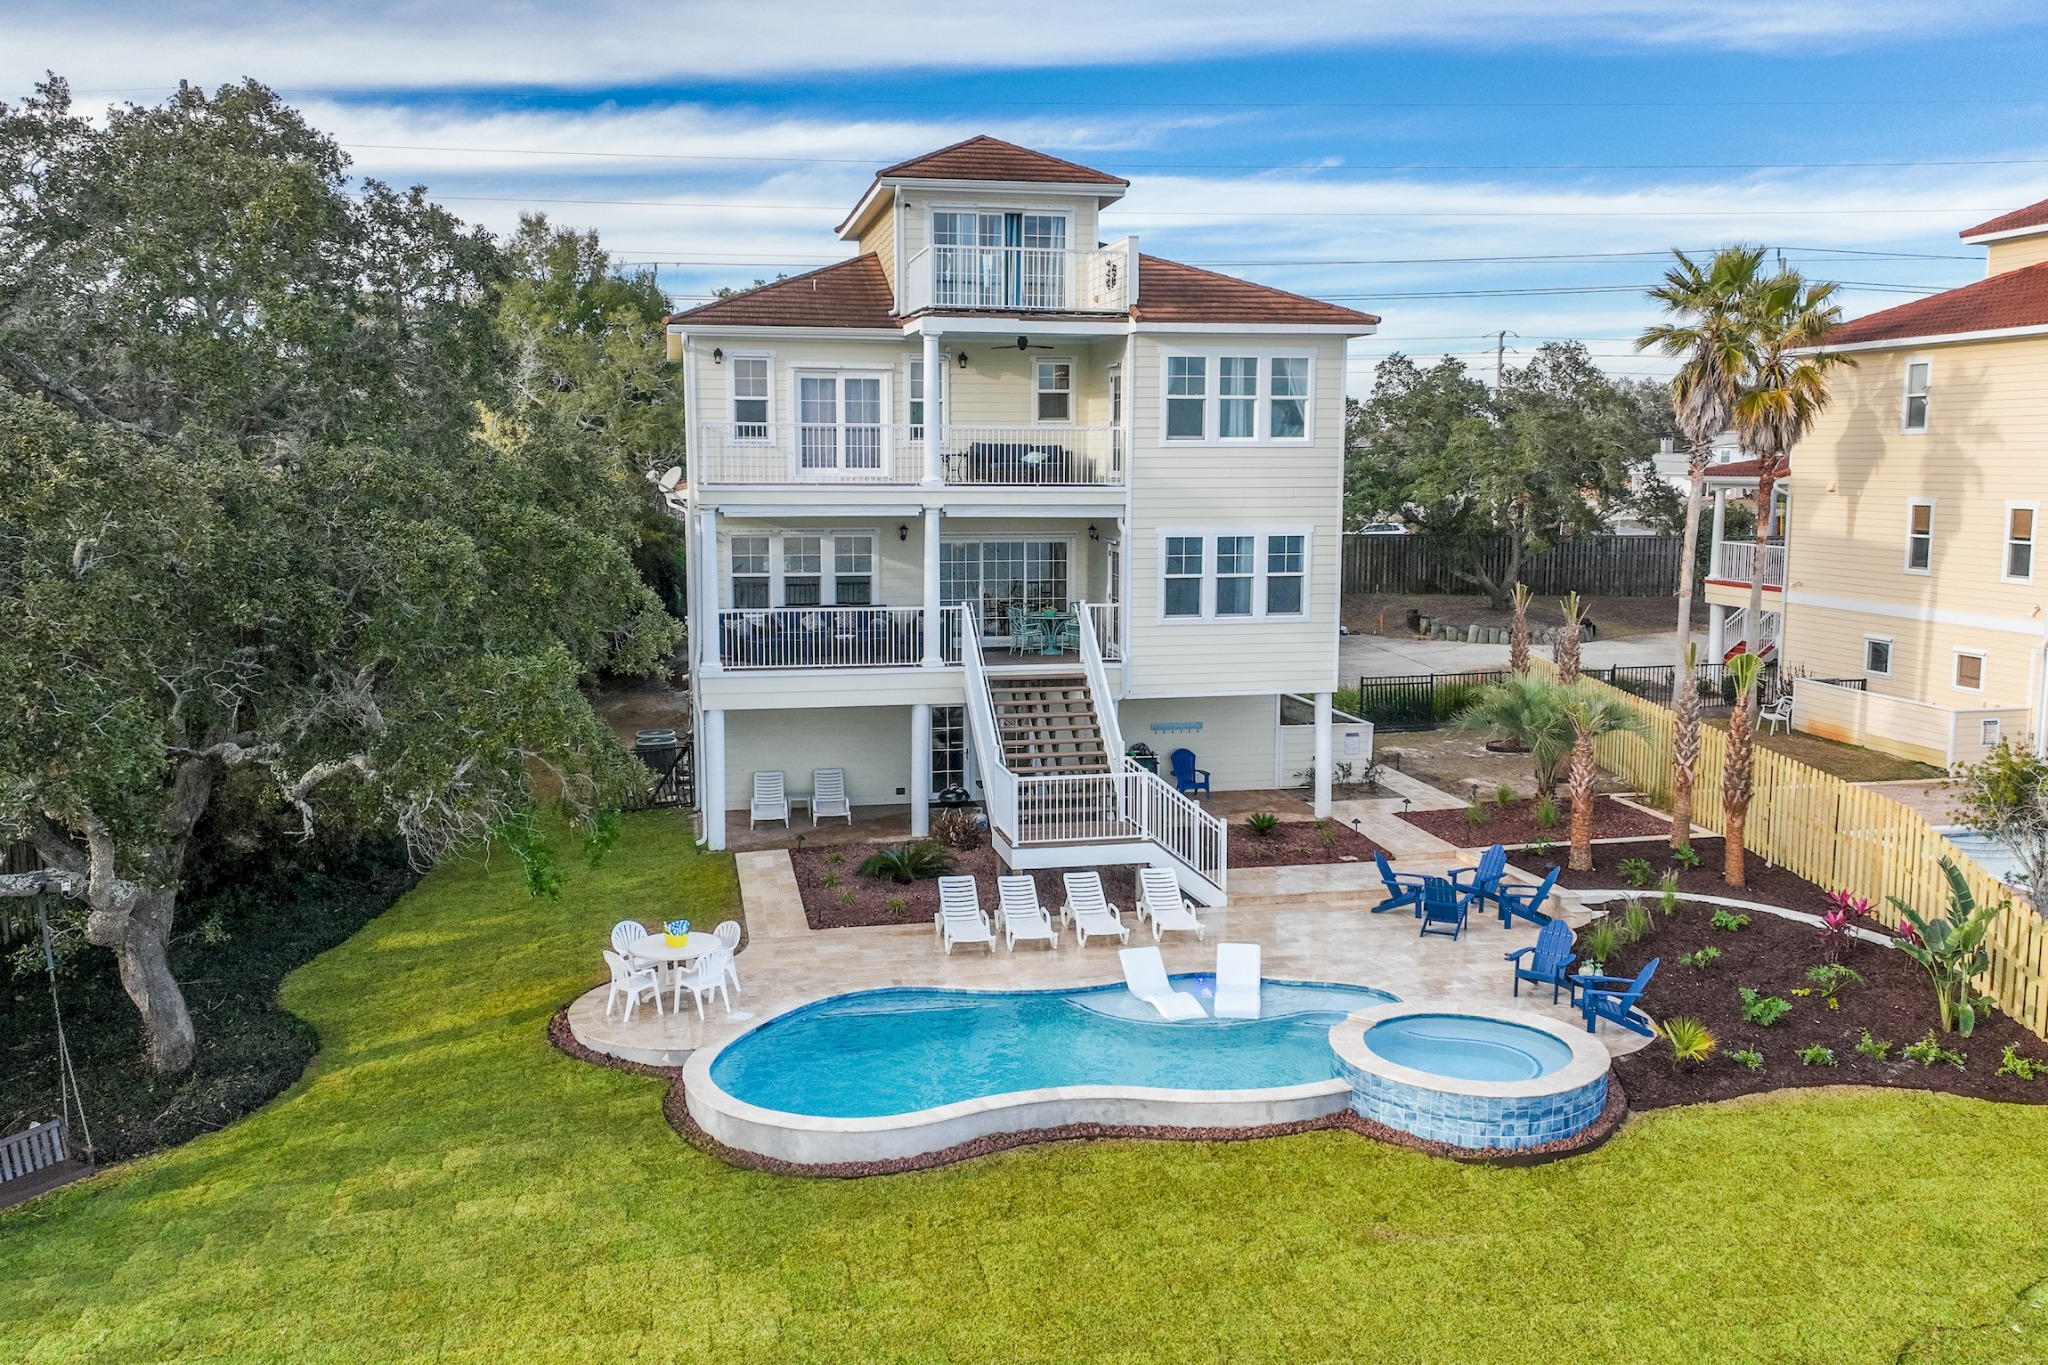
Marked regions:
[1713,538,1786,587]
[694,423,1123,487]
[717,607,959,670]
[903,238,1136,314]
[1086,602,1122,661]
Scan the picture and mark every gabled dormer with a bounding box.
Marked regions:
[836,135,1138,316]
[1962,195,2048,277]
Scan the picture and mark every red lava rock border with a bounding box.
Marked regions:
[549,1007,1631,1176]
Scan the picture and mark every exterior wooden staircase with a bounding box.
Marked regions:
[987,672,1111,773]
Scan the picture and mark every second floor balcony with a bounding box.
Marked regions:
[902,238,1136,315]
[1712,538,1786,588]
[695,422,1124,487]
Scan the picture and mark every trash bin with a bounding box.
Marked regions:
[1126,742,1159,776]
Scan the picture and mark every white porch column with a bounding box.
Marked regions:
[921,506,944,666]
[921,329,943,487]
[697,506,722,676]
[910,703,933,837]
[1312,691,1334,818]
[700,708,727,851]
[1707,604,1727,665]
[1709,488,1728,579]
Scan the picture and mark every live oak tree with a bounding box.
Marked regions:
[0,79,678,1073]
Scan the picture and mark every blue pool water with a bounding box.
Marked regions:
[708,978,1396,1119]
[1362,1014,1573,1082]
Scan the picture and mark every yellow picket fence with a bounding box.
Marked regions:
[1542,664,2048,1040]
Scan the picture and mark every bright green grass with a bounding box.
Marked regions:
[5,811,2048,1363]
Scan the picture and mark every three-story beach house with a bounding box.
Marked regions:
[664,137,1379,902]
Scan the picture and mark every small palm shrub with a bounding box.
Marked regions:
[859,839,957,885]
[1657,1016,1716,1069]
[1622,899,1653,943]
[1534,797,1560,830]
[1245,811,1281,837]
[1583,920,1623,967]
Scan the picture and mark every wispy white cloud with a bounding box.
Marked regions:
[4,0,2024,95]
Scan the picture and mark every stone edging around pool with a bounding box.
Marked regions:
[546,1007,1633,1176]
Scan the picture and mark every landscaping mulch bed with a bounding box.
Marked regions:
[1583,895,2048,1111]
[1398,794,1668,848]
[790,844,1144,930]
[1550,836,1838,917]
[1228,817,1387,869]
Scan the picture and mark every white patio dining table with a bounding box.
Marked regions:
[629,931,718,966]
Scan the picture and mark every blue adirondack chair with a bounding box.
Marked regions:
[1495,866,1561,929]
[1577,958,1660,1036]
[1169,749,1211,796]
[1371,850,1426,916]
[1449,844,1508,915]
[1418,877,1472,940]
[1505,917,1578,1002]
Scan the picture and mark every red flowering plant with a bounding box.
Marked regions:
[1818,889,1872,963]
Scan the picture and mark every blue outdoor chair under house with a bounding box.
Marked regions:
[1169,749,1211,796]
[1505,917,1578,1002]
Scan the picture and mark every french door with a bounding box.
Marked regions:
[932,211,1067,309]
[796,373,884,477]
[940,539,1071,639]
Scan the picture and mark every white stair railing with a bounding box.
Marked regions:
[956,605,1017,837]
[1124,757,1229,891]
[1073,602,1126,764]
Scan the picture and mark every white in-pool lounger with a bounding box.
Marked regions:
[1118,946,1206,1021]
[1213,942,1262,1019]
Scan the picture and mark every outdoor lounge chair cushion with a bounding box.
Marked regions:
[1213,942,1261,1019]
[1119,946,1206,1021]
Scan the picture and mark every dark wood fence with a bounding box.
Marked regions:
[1343,533,1683,597]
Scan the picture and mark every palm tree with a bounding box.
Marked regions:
[1509,582,1532,675]
[1453,673,1572,798]
[1730,268,1853,665]
[1638,245,1766,848]
[1554,590,1585,683]
[1721,652,1765,887]
[1559,683,1651,872]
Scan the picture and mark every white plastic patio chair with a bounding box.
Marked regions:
[1137,868,1205,942]
[995,874,1059,951]
[610,920,650,957]
[712,919,743,994]
[1118,946,1206,1021]
[750,770,790,829]
[811,767,853,825]
[935,875,997,954]
[1760,695,1794,735]
[1061,872,1130,947]
[673,946,733,1018]
[602,950,664,1023]
[1213,942,1262,1020]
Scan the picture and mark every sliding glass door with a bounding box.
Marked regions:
[939,539,1071,639]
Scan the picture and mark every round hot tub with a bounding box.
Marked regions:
[1330,1003,1611,1151]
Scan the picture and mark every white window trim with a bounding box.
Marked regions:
[1032,355,1077,425]
[726,528,883,609]
[788,366,894,481]
[1863,634,1894,677]
[938,535,1080,639]
[1155,526,1316,623]
[1904,497,1935,576]
[727,350,776,442]
[1901,356,1932,434]
[2004,500,2038,584]
[1155,348,1317,446]
[1954,649,1988,694]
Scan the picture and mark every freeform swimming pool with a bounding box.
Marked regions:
[1361,1013,1574,1082]
[707,977,1397,1119]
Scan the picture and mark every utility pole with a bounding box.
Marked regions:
[1488,330,1518,388]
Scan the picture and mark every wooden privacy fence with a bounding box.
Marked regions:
[1540,662,2048,1041]
[1343,533,1682,597]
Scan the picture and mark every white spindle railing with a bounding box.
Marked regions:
[1014,770,1132,844]
[1125,758,1229,889]
[1085,602,1122,662]
[694,422,1124,487]
[0,1117,67,1183]
[904,239,1135,314]
[717,607,927,669]
[958,606,1018,836]
[1714,538,1787,587]
[1075,603,1125,760]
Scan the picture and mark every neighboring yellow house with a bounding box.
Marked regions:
[1784,194,2048,767]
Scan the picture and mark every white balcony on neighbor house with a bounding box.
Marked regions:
[902,238,1137,315]
[1712,538,1786,588]
[694,422,1125,487]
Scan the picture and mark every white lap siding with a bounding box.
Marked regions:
[722,705,914,811]
[1116,695,1281,791]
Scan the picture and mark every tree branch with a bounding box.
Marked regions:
[0,341,155,436]
[281,754,375,839]
[0,870,80,898]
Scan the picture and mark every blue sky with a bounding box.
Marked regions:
[11,2,2048,393]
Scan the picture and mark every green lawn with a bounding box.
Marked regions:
[5,812,2048,1363]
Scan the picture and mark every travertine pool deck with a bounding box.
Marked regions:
[567,848,1654,1068]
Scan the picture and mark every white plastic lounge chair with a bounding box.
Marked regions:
[711,919,743,994]
[811,767,853,825]
[603,950,664,1023]
[935,875,997,955]
[1213,942,1262,1020]
[750,771,790,828]
[1137,868,1206,942]
[995,875,1059,951]
[1061,872,1130,947]
[1119,946,1206,1021]
[673,946,733,1018]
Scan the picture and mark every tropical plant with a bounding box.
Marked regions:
[1558,681,1651,871]
[1997,1045,2044,1080]
[1886,855,2006,1034]
[1721,652,1766,886]
[858,839,957,885]
[1806,963,1863,1004]
[1535,797,1560,830]
[1509,581,1533,674]
[1623,899,1654,944]
[1904,1030,1966,1069]
[1656,1016,1716,1068]
[1495,782,1515,807]
[1712,908,1750,932]
[1452,673,1573,798]
[1946,740,2048,898]
[1583,920,1624,968]
[1465,802,1488,827]
[1554,591,1587,683]
[1678,945,1720,968]
[931,807,985,851]
[1856,1031,1892,1061]
[1727,1048,1765,1072]
[1798,1045,1837,1067]
[1618,857,1654,888]
[1671,843,1702,870]
[1738,988,1792,1027]
[884,896,908,917]
[1729,267,1851,662]
[1816,894,1860,964]
[1245,811,1281,837]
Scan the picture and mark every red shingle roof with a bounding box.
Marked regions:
[1962,195,2048,239]
[1132,256,1381,327]
[1704,456,1790,482]
[1821,261,2048,346]
[876,136,1128,187]
[666,255,898,329]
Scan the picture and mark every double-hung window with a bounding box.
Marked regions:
[796,372,884,475]
[1215,536,1255,615]
[909,360,925,436]
[2007,506,2035,582]
[730,534,771,609]
[1163,536,1205,616]
[1218,357,1257,438]
[1265,535,1306,615]
[1903,360,1931,432]
[1269,358,1309,438]
[1035,359,1072,422]
[1906,500,1934,573]
[732,357,769,439]
[1166,357,1207,439]
[1160,529,1312,621]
